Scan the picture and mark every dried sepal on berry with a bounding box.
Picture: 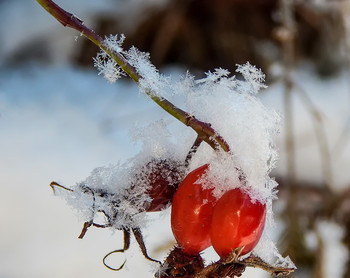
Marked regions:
[51,157,185,231]
[131,159,185,212]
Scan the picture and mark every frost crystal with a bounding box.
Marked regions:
[196,68,231,84]
[93,34,126,83]
[125,46,170,97]
[104,34,125,53]
[94,35,169,95]
[236,62,267,93]
[94,52,124,83]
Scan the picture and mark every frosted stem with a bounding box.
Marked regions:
[35,0,230,153]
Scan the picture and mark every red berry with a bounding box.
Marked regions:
[210,188,266,258]
[171,164,217,255]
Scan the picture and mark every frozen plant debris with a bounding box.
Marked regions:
[52,154,185,231]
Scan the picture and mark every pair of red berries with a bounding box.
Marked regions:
[171,164,266,258]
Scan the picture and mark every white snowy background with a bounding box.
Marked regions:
[0,0,349,277]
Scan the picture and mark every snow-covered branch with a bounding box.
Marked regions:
[35,0,230,153]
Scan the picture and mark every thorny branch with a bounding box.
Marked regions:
[35,0,230,153]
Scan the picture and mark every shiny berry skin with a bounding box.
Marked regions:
[171,164,217,255]
[210,188,266,258]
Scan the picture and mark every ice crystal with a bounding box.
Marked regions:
[236,62,267,93]
[125,46,171,97]
[93,34,126,83]
[104,34,125,53]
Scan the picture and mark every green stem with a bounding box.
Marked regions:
[36,0,230,153]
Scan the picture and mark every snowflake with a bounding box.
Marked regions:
[93,34,126,83]
[236,62,267,93]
